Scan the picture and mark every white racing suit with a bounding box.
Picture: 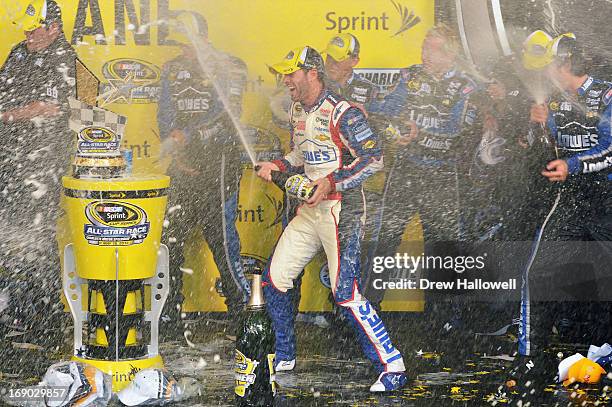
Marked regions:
[262,89,405,373]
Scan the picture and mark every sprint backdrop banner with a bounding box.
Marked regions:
[0,0,434,311]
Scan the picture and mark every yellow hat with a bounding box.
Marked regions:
[165,11,208,45]
[13,0,61,31]
[269,46,324,75]
[547,32,577,60]
[522,30,553,70]
[323,33,360,62]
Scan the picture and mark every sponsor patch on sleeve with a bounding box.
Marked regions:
[603,87,612,105]
[462,85,474,95]
[351,121,368,134]
[332,102,349,123]
[354,128,373,142]
[465,108,476,125]
[362,139,376,149]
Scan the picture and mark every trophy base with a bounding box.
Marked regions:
[73,155,126,179]
[72,165,126,179]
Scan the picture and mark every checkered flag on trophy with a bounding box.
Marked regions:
[68,97,127,137]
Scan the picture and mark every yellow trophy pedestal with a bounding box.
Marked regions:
[62,175,170,391]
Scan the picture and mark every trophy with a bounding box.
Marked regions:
[68,97,128,179]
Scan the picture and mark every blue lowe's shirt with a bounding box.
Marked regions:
[157,46,247,142]
[369,64,480,169]
[545,76,612,175]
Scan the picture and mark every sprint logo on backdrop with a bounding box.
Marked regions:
[325,1,421,36]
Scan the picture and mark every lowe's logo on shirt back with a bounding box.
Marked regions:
[300,139,337,165]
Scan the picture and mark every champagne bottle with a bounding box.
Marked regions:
[284,174,317,201]
[254,165,290,191]
[234,272,276,406]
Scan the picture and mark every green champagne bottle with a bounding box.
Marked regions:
[234,272,276,406]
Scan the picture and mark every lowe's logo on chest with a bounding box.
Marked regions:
[300,139,337,165]
[175,87,211,112]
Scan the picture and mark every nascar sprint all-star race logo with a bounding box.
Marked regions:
[99,59,161,105]
[84,201,150,246]
[77,126,120,154]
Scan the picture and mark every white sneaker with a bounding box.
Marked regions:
[275,359,295,372]
[369,371,407,392]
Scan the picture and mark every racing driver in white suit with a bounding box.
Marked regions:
[256,46,407,392]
